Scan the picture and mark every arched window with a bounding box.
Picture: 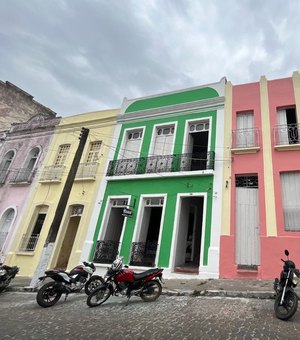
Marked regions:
[0,150,15,184]
[15,147,41,183]
[0,208,15,251]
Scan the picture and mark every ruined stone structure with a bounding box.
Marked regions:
[0,81,56,131]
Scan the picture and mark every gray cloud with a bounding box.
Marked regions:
[0,0,300,116]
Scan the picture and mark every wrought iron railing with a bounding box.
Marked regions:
[19,234,40,251]
[106,152,215,177]
[93,240,119,264]
[10,168,36,184]
[129,241,158,267]
[75,162,99,179]
[274,124,300,146]
[39,165,65,182]
[232,128,260,148]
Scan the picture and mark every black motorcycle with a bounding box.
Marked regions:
[36,261,104,307]
[0,263,19,293]
[274,249,300,320]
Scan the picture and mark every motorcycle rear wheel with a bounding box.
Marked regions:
[87,285,111,307]
[84,276,105,295]
[274,290,298,320]
[140,280,162,302]
[36,282,62,308]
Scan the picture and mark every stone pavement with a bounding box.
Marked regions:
[5,276,282,299]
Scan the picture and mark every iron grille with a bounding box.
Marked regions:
[93,240,119,264]
[129,241,158,267]
[107,151,215,176]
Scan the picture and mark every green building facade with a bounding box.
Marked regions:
[87,78,226,279]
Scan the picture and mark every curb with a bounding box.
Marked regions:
[6,286,275,300]
[162,289,275,299]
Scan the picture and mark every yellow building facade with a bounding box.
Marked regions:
[6,109,118,278]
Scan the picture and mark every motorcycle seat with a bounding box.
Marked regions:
[133,268,161,281]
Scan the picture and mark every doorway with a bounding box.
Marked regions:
[130,197,164,267]
[173,196,204,274]
[55,216,80,270]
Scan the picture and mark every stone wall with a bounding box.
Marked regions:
[0,81,56,131]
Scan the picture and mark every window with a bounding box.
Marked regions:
[235,112,255,147]
[277,107,299,145]
[19,206,48,251]
[54,144,70,166]
[280,172,300,231]
[0,150,15,184]
[86,141,102,163]
[120,129,143,159]
[152,125,175,156]
[0,208,15,251]
[185,120,210,171]
[14,147,40,183]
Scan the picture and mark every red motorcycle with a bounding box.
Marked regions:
[87,256,164,307]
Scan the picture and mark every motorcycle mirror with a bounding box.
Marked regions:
[284,249,289,256]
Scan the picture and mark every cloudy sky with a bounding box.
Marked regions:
[0,0,299,116]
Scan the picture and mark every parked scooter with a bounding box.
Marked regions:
[0,263,19,293]
[87,255,164,307]
[274,249,300,320]
[36,261,104,307]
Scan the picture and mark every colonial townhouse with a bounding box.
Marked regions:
[6,109,118,282]
[221,71,300,279]
[84,78,226,279]
[0,113,60,263]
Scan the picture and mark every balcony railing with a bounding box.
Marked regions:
[232,128,260,148]
[39,165,65,182]
[93,240,119,264]
[75,162,99,180]
[106,152,215,177]
[10,168,36,184]
[19,234,40,252]
[274,124,300,146]
[129,241,158,267]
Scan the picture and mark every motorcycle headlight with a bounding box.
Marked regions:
[292,272,299,285]
[0,269,6,276]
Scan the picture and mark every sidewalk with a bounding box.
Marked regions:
[5,276,281,299]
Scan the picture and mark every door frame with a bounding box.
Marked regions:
[132,194,167,267]
[170,192,207,272]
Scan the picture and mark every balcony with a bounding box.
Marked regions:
[19,234,40,252]
[10,168,36,184]
[231,128,260,154]
[274,124,300,151]
[93,240,119,264]
[129,241,158,267]
[39,165,65,182]
[75,162,99,180]
[106,152,215,177]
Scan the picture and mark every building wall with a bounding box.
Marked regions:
[0,81,56,131]
[220,73,300,279]
[87,79,226,279]
[6,109,118,277]
[0,114,60,262]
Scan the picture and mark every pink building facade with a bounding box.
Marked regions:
[221,72,300,279]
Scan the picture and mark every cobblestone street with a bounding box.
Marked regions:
[1,292,300,339]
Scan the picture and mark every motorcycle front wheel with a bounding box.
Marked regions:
[140,280,162,302]
[36,282,62,308]
[84,275,105,295]
[87,285,111,307]
[274,290,298,320]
